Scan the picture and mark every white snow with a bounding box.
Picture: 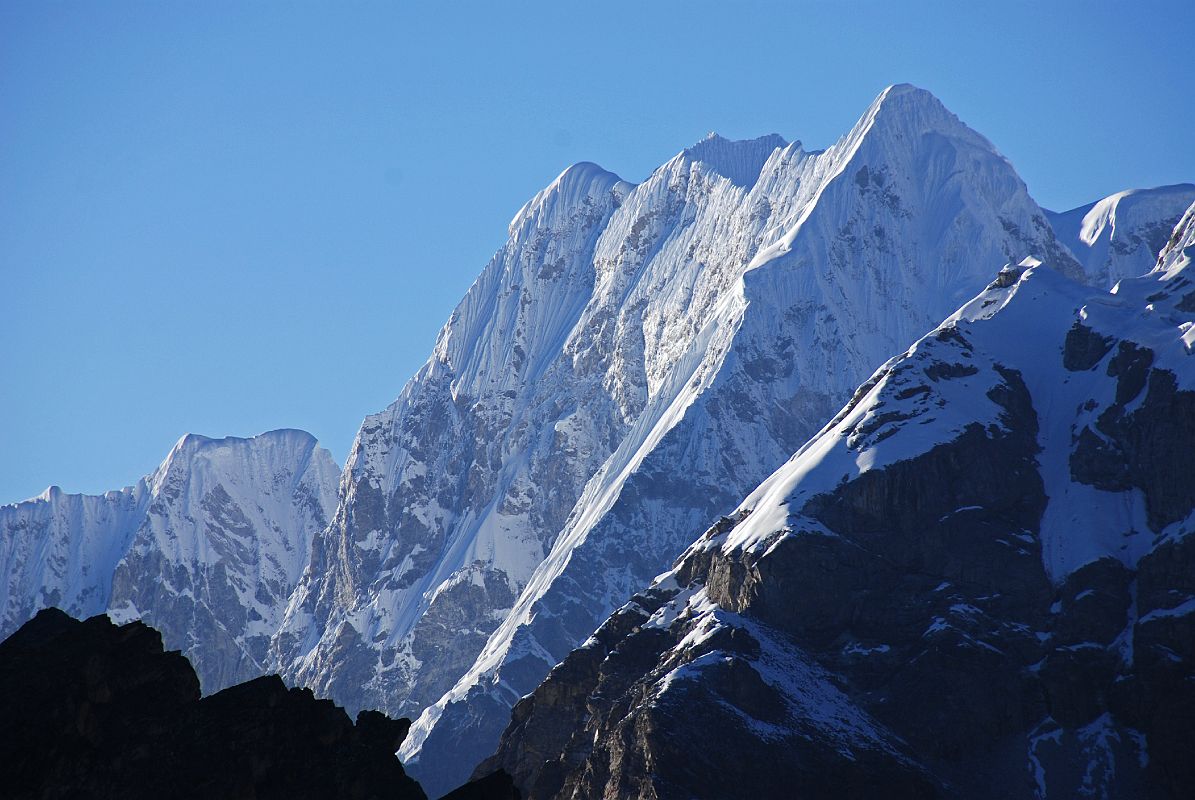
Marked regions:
[1046,184,1195,290]
[0,429,339,687]
[1138,595,1195,624]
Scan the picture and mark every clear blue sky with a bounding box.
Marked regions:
[2,1,1193,504]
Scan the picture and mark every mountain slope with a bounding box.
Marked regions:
[270,162,637,718]
[280,83,1098,796]
[0,430,339,691]
[1046,184,1195,289]
[483,204,1195,799]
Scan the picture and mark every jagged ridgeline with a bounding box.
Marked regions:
[383,88,1189,793]
[286,86,1094,792]
[3,83,1193,799]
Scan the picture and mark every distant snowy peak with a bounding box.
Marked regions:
[397,83,1102,795]
[679,132,788,188]
[508,161,632,237]
[148,428,329,492]
[0,428,339,692]
[1047,183,1195,289]
[0,481,149,637]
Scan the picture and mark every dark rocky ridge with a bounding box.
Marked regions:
[0,608,517,800]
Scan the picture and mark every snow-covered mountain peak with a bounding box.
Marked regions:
[394,86,1106,794]
[507,161,632,237]
[1078,185,1195,246]
[485,216,1195,800]
[1047,184,1195,289]
[163,428,318,459]
[1081,190,1136,245]
[32,485,63,503]
[149,429,328,500]
[1,428,339,693]
[679,132,788,188]
[864,83,987,144]
[740,81,1075,284]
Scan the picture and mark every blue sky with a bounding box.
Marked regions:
[2,0,1193,503]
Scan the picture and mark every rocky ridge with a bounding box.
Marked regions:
[0,607,427,800]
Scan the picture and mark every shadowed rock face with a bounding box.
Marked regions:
[482,373,1051,800]
[1071,363,1195,531]
[0,609,517,800]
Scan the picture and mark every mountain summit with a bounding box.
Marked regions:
[6,83,1189,798]
[257,84,1094,795]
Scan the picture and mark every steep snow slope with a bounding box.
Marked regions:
[485,205,1195,799]
[278,83,1095,795]
[0,430,339,691]
[1046,184,1195,289]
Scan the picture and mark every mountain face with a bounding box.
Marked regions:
[482,205,1195,799]
[1046,184,1195,290]
[267,83,1101,795]
[0,429,339,691]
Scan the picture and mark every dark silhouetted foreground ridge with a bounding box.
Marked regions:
[0,608,517,800]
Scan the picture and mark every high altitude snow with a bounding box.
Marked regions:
[3,80,1190,799]
[1046,184,1195,290]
